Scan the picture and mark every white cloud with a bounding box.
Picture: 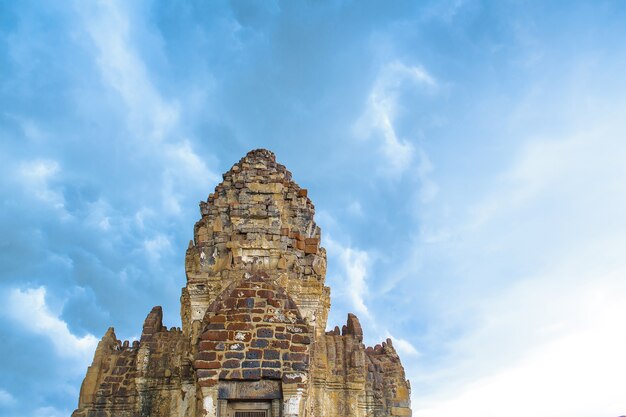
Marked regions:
[414,265,626,417]
[33,406,70,417]
[78,0,179,142]
[386,332,420,357]
[415,147,439,204]
[162,140,220,215]
[0,389,15,406]
[325,236,372,318]
[84,199,113,231]
[5,287,98,366]
[18,159,65,210]
[143,234,172,261]
[354,60,437,177]
[77,1,218,214]
[408,103,626,416]
[346,200,364,218]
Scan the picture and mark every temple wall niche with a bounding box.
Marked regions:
[193,273,311,388]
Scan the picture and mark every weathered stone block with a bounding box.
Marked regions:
[242,369,261,380]
[223,360,241,369]
[245,349,262,360]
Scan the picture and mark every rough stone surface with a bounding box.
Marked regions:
[73,149,411,417]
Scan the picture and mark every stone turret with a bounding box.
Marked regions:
[182,149,330,345]
[73,149,411,417]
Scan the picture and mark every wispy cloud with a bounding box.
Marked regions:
[77,0,218,214]
[346,200,364,218]
[78,0,179,141]
[386,331,420,357]
[143,234,172,261]
[414,261,626,417]
[17,159,65,211]
[33,406,70,417]
[0,389,15,406]
[325,236,372,318]
[415,147,439,204]
[354,60,437,177]
[409,99,626,414]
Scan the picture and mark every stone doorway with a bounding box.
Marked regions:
[226,400,271,417]
[217,380,282,417]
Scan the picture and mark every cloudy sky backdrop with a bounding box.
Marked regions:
[1,1,626,416]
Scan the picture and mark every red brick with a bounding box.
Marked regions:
[201,330,228,341]
[211,315,226,323]
[270,340,289,349]
[290,345,307,353]
[233,314,251,322]
[287,353,306,362]
[198,379,218,387]
[196,351,216,361]
[195,360,221,369]
[236,289,256,297]
[226,322,252,331]
[223,360,241,368]
[257,290,274,299]
[291,334,311,345]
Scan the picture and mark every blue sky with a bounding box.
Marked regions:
[2,1,626,416]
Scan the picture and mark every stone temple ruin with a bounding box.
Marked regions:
[73,149,411,417]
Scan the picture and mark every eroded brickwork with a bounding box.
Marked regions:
[74,149,411,417]
[195,273,311,388]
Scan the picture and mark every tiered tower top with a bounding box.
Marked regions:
[181,149,330,342]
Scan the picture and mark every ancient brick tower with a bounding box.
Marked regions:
[73,149,412,417]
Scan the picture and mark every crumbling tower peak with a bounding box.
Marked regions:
[235,148,279,172]
[187,149,324,343]
[244,148,276,160]
[221,147,294,187]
